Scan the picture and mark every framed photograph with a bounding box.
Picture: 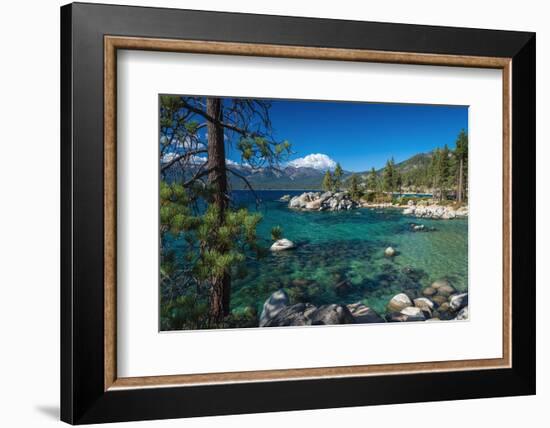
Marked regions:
[61,2,535,424]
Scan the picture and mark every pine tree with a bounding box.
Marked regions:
[349,173,361,200]
[395,170,403,194]
[455,129,468,203]
[159,95,291,325]
[367,167,378,192]
[322,170,334,192]
[333,163,344,191]
[439,144,451,200]
[429,148,441,196]
[383,158,395,193]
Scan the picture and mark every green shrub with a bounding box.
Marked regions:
[271,225,283,241]
[160,295,209,331]
[224,307,259,328]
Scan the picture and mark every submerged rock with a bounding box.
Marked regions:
[387,293,413,312]
[384,246,396,257]
[422,286,437,297]
[431,279,456,297]
[347,302,385,323]
[270,238,296,252]
[291,278,310,287]
[410,223,426,232]
[431,295,448,306]
[259,289,289,327]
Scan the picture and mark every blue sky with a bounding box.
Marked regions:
[226,99,468,172]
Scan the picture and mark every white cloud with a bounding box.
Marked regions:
[287,153,337,171]
[160,135,205,150]
[161,151,177,163]
[161,152,207,165]
[191,155,208,164]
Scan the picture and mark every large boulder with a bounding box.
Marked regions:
[270,238,296,252]
[347,303,385,323]
[455,306,469,320]
[288,196,304,209]
[401,306,427,320]
[414,297,435,315]
[290,191,360,212]
[263,303,316,327]
[449,293,468,311]
[289,192,316,209]
[305,198,322,210]
[386,306,427,322]
[259,290,289,327]
[309,304,355,325]
[437,302,455,320]
[387,293,413,312]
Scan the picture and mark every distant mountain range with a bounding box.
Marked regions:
[228,165,351,190]
[163,151,432,190]
[229,152,432,190]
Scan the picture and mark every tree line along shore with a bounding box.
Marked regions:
[320,129,468,205]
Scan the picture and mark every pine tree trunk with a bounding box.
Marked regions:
[206,97,231,323]
[457,158,464,203]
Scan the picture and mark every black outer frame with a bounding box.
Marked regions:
[60,2,536,424]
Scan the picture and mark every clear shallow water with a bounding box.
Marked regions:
[169,190,468,317]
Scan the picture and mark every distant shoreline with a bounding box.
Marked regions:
[233,188,320,192]
[233,188,434,197]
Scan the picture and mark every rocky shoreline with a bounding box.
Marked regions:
[259,278,468,327]
[283,191,468,219]
[287,191,360,211]
[402,200,468,220]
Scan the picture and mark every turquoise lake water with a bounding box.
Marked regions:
[230,190,468,316]
[166,190,468,317]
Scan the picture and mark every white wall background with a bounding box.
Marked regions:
[0,0,546,427]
